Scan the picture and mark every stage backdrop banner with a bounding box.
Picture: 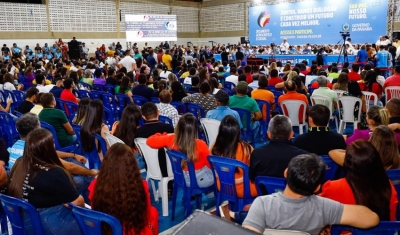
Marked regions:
[249,0,388,45]
[125,15,177,42]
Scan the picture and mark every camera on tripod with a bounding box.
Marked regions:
[340,31,350,38]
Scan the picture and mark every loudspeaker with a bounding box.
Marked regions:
[240,37,246,44]
[171,210,258,235]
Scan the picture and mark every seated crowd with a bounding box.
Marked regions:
[0,38,400,235]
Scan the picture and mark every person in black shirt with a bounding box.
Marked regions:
[135,102,174,177]
[187,76,200,93]
[293,105,346,155]
[1,44,10,56]
[235,47,244,61]
[106,68,117,85]
[220,47,229,63]
[249,115,308,180]
[17,87,39,114]
[49,76,64,99]
[34,43,42,53]
[132,74,153,101]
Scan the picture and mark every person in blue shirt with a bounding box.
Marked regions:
[355,45,368,67]
[2,53,10,62]
[12,43,21,56]
[51,44,58,54]
[376,45,390,78]
[206,89,243,129]
[45,51,53,60]
[24,45,32,56]
[37,51,44,59]
[43,43,50,53]
[55,49,62,60]
[27,52,35,61]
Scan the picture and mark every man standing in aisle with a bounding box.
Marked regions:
[118,50,136,72]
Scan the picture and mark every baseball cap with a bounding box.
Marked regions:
[241,61,247,66]
[236,81,248,94]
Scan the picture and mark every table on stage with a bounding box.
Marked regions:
[213,54,356,65]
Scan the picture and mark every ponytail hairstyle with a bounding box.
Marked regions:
[366,106,389,127]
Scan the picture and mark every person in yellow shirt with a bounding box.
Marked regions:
[162,49,172,71]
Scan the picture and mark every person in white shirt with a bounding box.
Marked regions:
[332,45,341,54]
[280,38,290,54]
[34,74,49,93]
[106,54,117,69]
[377,36,391,46]
[345,38,353,48]
[118,50,136,72]
[346,44,355,55]
[225,67,239,86]
[81,43,89,60]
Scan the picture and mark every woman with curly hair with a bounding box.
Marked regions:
[89,143,158,235]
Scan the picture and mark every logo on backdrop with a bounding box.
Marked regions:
[257,11,271,28]
[342,23,350,32]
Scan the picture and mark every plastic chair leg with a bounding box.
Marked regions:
[338,121,344,134]
[195,194,202,209]
[160,178,169,217]
[215,192,221,217]
[184,190,192,218]
[171,184,178,220]
[149,179,158,203]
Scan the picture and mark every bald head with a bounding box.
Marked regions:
[284,80,296,91]
[159,90,172,103]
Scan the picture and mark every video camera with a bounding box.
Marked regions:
[340,31,350,38]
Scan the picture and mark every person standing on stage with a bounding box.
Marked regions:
[280,38,290,54]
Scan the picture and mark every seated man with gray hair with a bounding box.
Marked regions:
[311,76,337,109]
[249,115,308,181]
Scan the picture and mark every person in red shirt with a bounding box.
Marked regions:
[244,65,253,83]
[321,140,398,221]
[278,80,309,122]
[363,70,383,99]
[267,69,283,86]
[89,143,159,235]
[348,63,361,81]
[384,65,400,89]
[60,78,78,104]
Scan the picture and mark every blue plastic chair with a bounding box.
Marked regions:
[83,133,108,170]
[115,94,132,118]
[221,88,231,96]
[231,108,254,145]
[159,115,173,127]
[40,121,76,152]
[3,90,18,112]
[151,97,160,103]
[208,155,255,217]
[271,90,283,112]
[78,90,92,99]
[0,90,6,108]
[101,92,118,118]
[133,95,148,107]
[69,203,123,235]
[331,221,400,235]
[12,90,26,106]
[255,100,271,141]
[90,90,103,100]
[105,84,116,95]
[61,100,79,123]
[0,194,44,235]
[92,84,105,91]
[72,124,83,155]
[387,169,400,220]
[224,81,236,91]
[170,101,187,114]
[186,103,205,121]
[80,82,92,90]
[0,111,20,147]
[254,176,286,196]
[183,84,192,91]
[166,149,215,219]
[14,111,22,118]
[320,155,339,182]
[54,97,63,111]
[103,107,114,130]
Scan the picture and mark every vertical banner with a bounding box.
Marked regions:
[125,15,177,42]
[249,0,388,45]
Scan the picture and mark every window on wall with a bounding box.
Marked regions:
[49,0,116,32]
[200,3,245,32]
[0,2,47,31]
[172,6,198,33]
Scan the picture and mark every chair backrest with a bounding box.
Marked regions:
[224,81,236,91]
[170,101,187,114]
[310,95,333,117]
[387,169,400,199]
[254,176,286,196]
[62,99,79,122]
[334,89,345,97]
[183,84,192,91]
[186,103,205,121]
[280,100,307,125]
[101,92,117,112]
[105,84,116,95]
[90,90,103,100]
[40,121,63,149]
[361,91,378,111]
[135,138,173,180]
[94,133,108,156]
[69,203,123,235]
[320,155,339,182]
[385,86,400,102]
[103,107,114,130]
[80,82,92,90]
[115,93,132,108]
[0,194,45,235]
[104,132,125,146]
[93,84,105,91]
[151,97,160,103]
[200,118,221,148]
[337,96,362,122]
[12,90,26,105]
[255,99,272,123]
[166,149,199,189]
[0,111,19,147]
[78,90,91,99]
[3,90,18,112]
[132,95,148,107]
[221,88,231,96]
[159,115,174,127]
[208,155,252,201]
[331,221,400,235]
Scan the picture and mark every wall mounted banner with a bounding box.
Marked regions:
[125,15,177,42]
[249,0,388,45]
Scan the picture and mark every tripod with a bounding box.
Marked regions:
[337,35,348,65]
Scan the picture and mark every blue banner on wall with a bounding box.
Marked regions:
[249,0,388,45]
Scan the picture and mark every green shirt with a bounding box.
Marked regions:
[328,72,339,79]
[115,86,130,94]
[228,95,260,128]
[39,108,73,147]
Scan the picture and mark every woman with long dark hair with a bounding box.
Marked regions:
[332,72,348,91]
[111,104,141,149]
[211,116,257,197]
[89,143,158,235]
[321,140,397,221]
[199,68,209,84]
[9,129,83,235]
[363,70,383,100]
[152,79,167,98]
[147,113,214,188]
[170,81,188,101]
[115,76,133,103]
[72,97,90,125]
[80,100,109,160]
